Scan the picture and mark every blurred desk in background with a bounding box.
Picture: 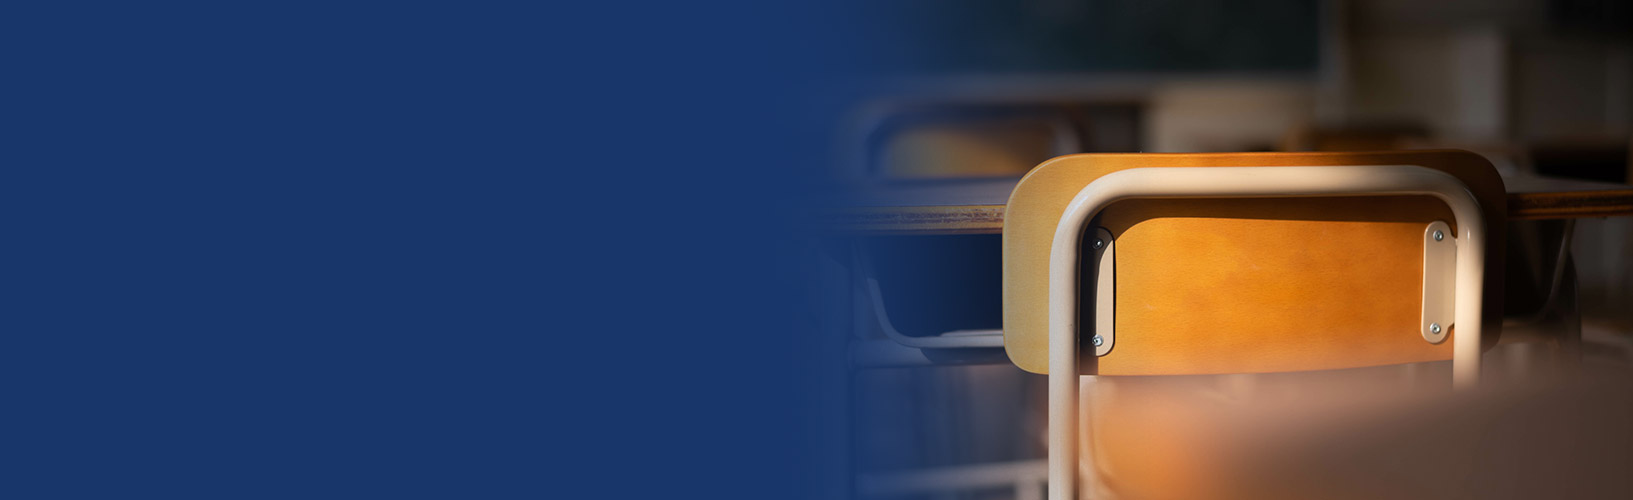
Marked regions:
[826,175,1633,235]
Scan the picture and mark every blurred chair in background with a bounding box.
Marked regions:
[851,101,1141,180]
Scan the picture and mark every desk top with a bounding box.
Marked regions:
[826,174,1633,234]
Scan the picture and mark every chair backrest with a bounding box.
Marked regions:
[1002,151,1507,376]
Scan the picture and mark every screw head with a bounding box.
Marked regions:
[1092,239,1105,250]
[1430,323,1442,334]
[1091,335,1104,347]
[1433,230,1444,241]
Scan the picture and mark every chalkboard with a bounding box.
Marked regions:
[855,0,1319,73]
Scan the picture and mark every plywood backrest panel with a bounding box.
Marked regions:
[1002,151,1506,375]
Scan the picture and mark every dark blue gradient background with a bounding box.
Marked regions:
[1,1,845,497]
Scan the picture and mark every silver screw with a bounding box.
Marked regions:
[1091,335,1104,347]
[1430,323,1442,334]
[1092,239,1105,250]
[1433,230,1444,241]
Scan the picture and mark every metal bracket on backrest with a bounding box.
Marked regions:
[1421,221,1456,344]
[1088,228,1115,356]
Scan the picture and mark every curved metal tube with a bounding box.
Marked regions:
[1045,165,1487,499]
[852,244,1005,349]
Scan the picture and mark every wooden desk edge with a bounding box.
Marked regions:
[1506,189,1633,220]
[823,206,1007,235]
[830,190,1633,235]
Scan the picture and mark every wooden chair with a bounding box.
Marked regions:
[1001,151,1508,499]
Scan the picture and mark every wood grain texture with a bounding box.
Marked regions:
[821,206,1005,235]
[1506,189,1633,220]
[825,172,1633,234]
[1001,151,1508,376]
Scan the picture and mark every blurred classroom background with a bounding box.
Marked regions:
[817,0,1633,498]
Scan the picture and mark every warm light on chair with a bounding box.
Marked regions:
[1039,165,1488,500]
